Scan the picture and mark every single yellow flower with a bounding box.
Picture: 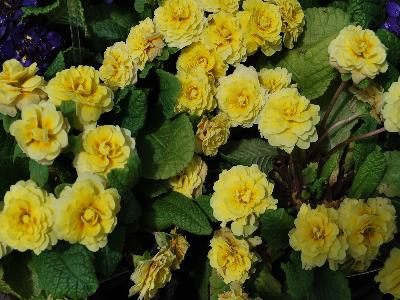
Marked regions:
[154,0,206,49]
[258,67,294,94]
[382,78,400,132]
[126,18,165,71]
[200,0,240,13]
[375,248,400,299]
[208,228,257,284]
[168,229,190,270]
[328,25,388,84]
[99,41,137,90]
[216,64,266,128]
[218,282,252,300]
[169,155,208,198]
[54,174,120,252]
[211,164,277,236]
[10,101,70,165]
[258,88,320,153]
[73,125,135,176]
[0,180,57,255]
[0,59,46,117]
[350,83,384,123]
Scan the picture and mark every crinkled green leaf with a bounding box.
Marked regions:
[349,0,386,29]
[302,162,319,185]
[194,195,217,222]
[376,29,400,67]
[141,179,170,198]
[21,0,60,22]
[378,151,400,197]
[119,87,148,136]
[310,267,351,300]
[29,160,49,188]
[44,51,65,81]
[157,69,181,118]
[108,151,142,192]
[90,11,134,43]
[260,209,294,252]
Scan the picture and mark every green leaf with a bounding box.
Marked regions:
[29,160,49,188]
[108,151,142,192]
[349,148,387,198]
[302,162,318,185]
[378,151,400,197]
[1,114,17,133]
[210,269,229,300]
[353,116,378,171]
[157,69,181,118]
[53,0,88,36]
[259,209,294,252]
[54,183,70,198]
[134,0,146,13]
[277,7,350,100]
[13,144,26,162]
[194,195,217,222]
[119,87,148,136]
[310,267,351,300]
[90,11,134,44]
[67,135,82,155]
[246,264,282,299]
[137,114,195,180]
[376,64,400,91]
[145,192,212,235]
[310,178,327,200]
[44,51,65,80]
[196,260,211,300]
[298,0,318,8]
[376,29,400,67]
[141,179,170,198]
[31,244,99,299]
[349,0,386,29]
[21,0,60,22]
[118,189,142,224]
[220,138,278,174]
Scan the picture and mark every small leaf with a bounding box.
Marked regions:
[210,269,229,300]
[44,50,65,80]
[194,195,217,222]
[1,114,17,133]
[13,145,26,162]
[67,135,82,155]
[21,0,60,22]
[156,69,181,118]
[378,151,400,197]
[108,151,142,193]
[29,160,49,188]
[54,183,71,198]
[302,162,319,185]
[119,87,148,136]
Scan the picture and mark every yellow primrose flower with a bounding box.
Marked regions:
[208,228,257,284]
[258,67,294,94]
[0,180,57,255]
[54,174,121,252]
[99,41,137,90]
[216,64,266,128]
[195,113,231,157]
[289,204,348,270]
[238,0,282,56]
[0,59,46,117]
[375,248,400,299]
[73,125,135,176]
[10,101,70,165]
[273,0,305,49]
[126,18,165,71]
[202,12,246,65]
[211,164,277,236]
[129,247,175,300]
[338,198,397,271]
[258,88,320,153]
[175,67,216,116]
[154,0,206,49]
[168,229,190,270]
[46,65,113,127]
[382,78,400,132]
[328,25,388,84]
[350,83,384,123]
[169,155,208,198]
[200,0,240,13]
[218,282,251,300]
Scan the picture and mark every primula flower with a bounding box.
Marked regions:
[218,282,252,300]
[375,247,400,298]
[328,25,388,84]
[216,65,266,128]
[258,88,320,153]
[54,174,121,252]
[0,180,57,255]
[383,1,400,36]
[73,125,135,176]
[10,101,70,165]
[153,0,206,49]
[208,228,257,284]
[0,59,46,117]
[210,164,277,236]
[258,67,295,94]
[169,155,208,198]
[166,229,190,270]
[382,78,400,132]
[350,83,384,123]
[99,41,137,90]
[126,18,165,71]
[200,0,240,13]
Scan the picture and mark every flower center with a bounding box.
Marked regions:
[312,226,324,240]
[21,214,31,224]
[82,208,99,225]
[284,104,298,117]
[99,141,112,156]
[31,128,49,142]
[172,6,189,21]
[237,95,248,107]
[187,87,199,99]
[198,57,208,67]
[259,15,271,28]
[219,26,231,39]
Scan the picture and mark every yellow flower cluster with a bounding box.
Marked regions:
[211,164,277,236]
[0,59,46,117]
[73,125,135,177]
[200,0,240,13]
[169,155,207,198]
[382,78,400,132]
[10,101,70,165]
[375,247,400,299]
[258,67,295,94]
[328,25,388,84]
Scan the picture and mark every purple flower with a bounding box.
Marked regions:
[383,1,400,36]
[0,0,37,39]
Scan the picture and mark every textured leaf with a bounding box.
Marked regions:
[119,87,148,136]
[195,195,217,222]
[260,209,294,252]
[118,189,142,224]
[302,162,318,185]
[29,160,49,188]
[137,114,195,180]
[210,269,229,300]
[44,51,65,80]
[90,11,134,43]
[353,116,378,171]
[310,267,351,300]
[378,151,400,197]
[349,0,386,29]
[141,179,170,198]
[376,29,400,67]
[157,70,181,118]
[108,151,142,192]
[31,244,99,299]
[21,0,60,22]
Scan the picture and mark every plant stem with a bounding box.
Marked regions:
[289,153,301,201]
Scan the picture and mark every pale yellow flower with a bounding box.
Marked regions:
[200,0,239,13]
[10,101,70,165]
[46,65,113,127]
[258,88,320,153]
[129,248,175,300]
[168,229,189,270]
[195,113,231,156]
[328,25,388,84]
[208,228,257,284]
[289,204,348,270]
[202,12,246,65]
[73,125,135,176]
[0,180,57,255]
[375,248,400,299]
[99,42,137,90]
[126,18,165,71]
[154,0,206,49]
[54,174,120,252]
[258,67,294,94]
[175,67,216,116]
[0,59,46,117]
[169,155,207,198]
[382,78,400,132]
[273,0,305,49]
[216,64,266,128]
[238,0,282,56]
[218,282,251,300]
[211,164,277,236]
[350,83,384,122]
